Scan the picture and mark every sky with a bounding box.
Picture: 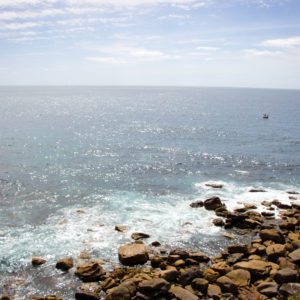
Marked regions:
[0,0,299,88]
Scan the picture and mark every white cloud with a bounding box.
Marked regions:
[158,14,190,21]
[196,46,219,51]
[0,21,43,30]
[0,0,57,7]
[243,49,282,56]
[85,56,127,64]
[261,36,300,48]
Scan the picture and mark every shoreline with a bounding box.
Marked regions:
[1,191,299,299]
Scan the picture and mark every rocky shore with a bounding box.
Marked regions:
[1,192,300,300]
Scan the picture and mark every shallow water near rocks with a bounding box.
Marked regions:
[0,86,299,298]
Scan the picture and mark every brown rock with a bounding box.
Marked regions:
[249,189,266,193]
[191,278,209,293]
[279,283,300,297]
[228,244,248,254]
[266,244,286,261]
[274,268,298,284]
[213,218,224,227]
[158,269,179,282]
[178,267,202,286]
[170,286,199,300]
[190,200,204,208]
[101,278,118,291]
[288,248,300,263]
[204,196,223,210]
[56,257,74,271]
[138,278,170,296]
[211,262,231,275]
[205,183,223,189]
[234,260,271,278]
[256,281,278,297]
[207,284,222,298]
[259,229,285,244]
[75,262,105,282]
[115,225,128,233]
[75,283,101,300]
[105,283,134,300]
[131,232,150,240]
[118,243,149,266]
[45,296,63,300]
[188,252,210,263]
[226,269,251,287]
[203,268,220,283]
[32,257,46,266]
[237,286,266,300]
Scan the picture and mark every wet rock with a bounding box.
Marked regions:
[207,284,222,298]
[279,218,298,230]
[287,191,299,195]
[226,253,244,265]
[118,243,149,266]
[191,278,209,293]
[211,262,231,275]
[203,268,220,283]
[259,229,285,244]
[131,232,150,240]
[261,211,274,217]
[225,269,251,287]
[32,257,46,266]
[178,267,202,286]
[188,252,210,263]
[237,286,266,300]
[56,257,74,271]
[105,281,136,300]
[101,278,118,291]
[190,200,204,208]
[249,189,266,193]
[45,296,63,300]
[138,278,170,295]
[266,244,286,261]
[274,268,298,284]
[279,283,300,297]
[151,241,161,247]
[233,260,271,278]
[205,183,223,189]
[204,196,222,210]
[170,286,198,300]
[213,218,224,227]
[256,281,278,297]
[170,249,189,259]
[216,276,236,294]
[150,256,163,268]
[227,244,248,254]
[115,225,128,233]
[158,269,179,282]
[75,283,101,300]
[288,248,300,263]
[75,262,106,282]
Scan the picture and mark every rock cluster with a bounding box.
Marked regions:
[13,194,299,300]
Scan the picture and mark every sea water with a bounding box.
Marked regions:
[0,86,299,298]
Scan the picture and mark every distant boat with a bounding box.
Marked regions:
[263,114,269,119]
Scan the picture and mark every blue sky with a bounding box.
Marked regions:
[0,0,299,88]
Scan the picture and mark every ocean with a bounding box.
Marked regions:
[0,86,299,298]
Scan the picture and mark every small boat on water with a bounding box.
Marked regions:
[263,113,269,119]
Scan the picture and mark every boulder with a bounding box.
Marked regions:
[207,284,222,298]
[101,278,118,291]
[211,262,231,275]
[75,262,105,282]
[170,286,198,300]
[203,268,220,283]
[178,267,202,286]
[204,197,223,210]
[205,183,223,189]
[191,278,209,293]
[105,281,136,300]
[237,286,266,300]
[216,276,236,293]
[256,281,278,297]
[279,283,300,297]
[190,200,204,208]
[115,225,128,233]
[75,283,101,300]
[158,269,179,282]
[225,269,251,287]
[55,257,74,271]
[138,278,170,298]
[188,252,210,263]
[131,232,150,240]
[274,268,298,284]
[233,260,271,278]
[259,229,285,244]
[213,218,224,227]
[266,244,286,261]
[228,244,248,254]
[118,243,149,266]
[32,257,46,266]
[288,248,300,263]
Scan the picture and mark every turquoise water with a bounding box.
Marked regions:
[0,86,299,297]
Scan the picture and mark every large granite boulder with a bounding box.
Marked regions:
[118,243,149,266]
[204,197,223,210]
[75,262,106,282]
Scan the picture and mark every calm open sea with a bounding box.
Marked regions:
[0,86,299,297]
